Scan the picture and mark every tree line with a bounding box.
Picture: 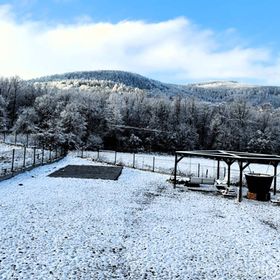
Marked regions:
[0,76,279,154]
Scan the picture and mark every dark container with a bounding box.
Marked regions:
[245,173,273,201]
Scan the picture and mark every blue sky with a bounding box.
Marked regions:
[1,0,280,85]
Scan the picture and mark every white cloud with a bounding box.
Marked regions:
[0,4,280,85]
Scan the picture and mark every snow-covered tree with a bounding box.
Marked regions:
[56,103,87,149]
[86,134,103,150]
[0,95,6,130]
[127,134,143,151]
[13,108,38,134]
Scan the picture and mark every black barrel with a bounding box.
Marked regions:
[245,173,273,201]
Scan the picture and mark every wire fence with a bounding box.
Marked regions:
[76,149,227,177]
[2,132,279,182]
[0,145,66,178]
[0,132,37,147]
[76,149,280,184]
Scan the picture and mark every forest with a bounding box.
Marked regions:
[0,76,280,154]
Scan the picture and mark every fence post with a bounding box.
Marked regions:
[3,131,5,143]
[152,156,155,172]
[33,147,36,166]
[97,149,100,160]
[81,148,84,158]
[198,163,200,177]
[14,132,17,145]
[26,134,29,147]
[23,146,26,168]
[224,167,226,178]
[206,169,208,178]
[49,147,52,162]
[114,151,117,165]
[11,149,15,172]
[41,146,44,165]
[133,153,135,168]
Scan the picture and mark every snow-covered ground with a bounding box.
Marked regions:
[0,155,280,279]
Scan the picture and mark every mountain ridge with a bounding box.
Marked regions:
[32,70,280,107]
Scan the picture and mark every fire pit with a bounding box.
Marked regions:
[245,173,273,201]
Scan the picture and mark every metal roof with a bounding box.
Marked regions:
[175,150,280,165]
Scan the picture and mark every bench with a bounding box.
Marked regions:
[186,177,215,186]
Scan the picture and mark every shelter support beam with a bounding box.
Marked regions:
[225,159,235,190]
[174,153,178,188]
[273,163,278,196]
[217,160,220,180]
[227,164,231,190]
[237,162,250,202]
[238,162,243,202]
[173,154,185,188]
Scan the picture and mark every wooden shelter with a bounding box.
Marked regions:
[174,150,280,202]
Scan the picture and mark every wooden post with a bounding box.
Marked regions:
[238,161,243,202]
[227,163,231,190]
[41,146,44,165]
[274,163,278,196]
[152,156,155,172]
[217,160,220,179]
[11,149,15,172]
[23,146,26,168]
[33,147,36,166]
[133,153,135,168]
[26,134,29,147]
[14,132,17,145]
[174,153,178,188]
[49,147,52,162]
[81,148,84,158]
[198,163,200,177]
[114,151,117,165]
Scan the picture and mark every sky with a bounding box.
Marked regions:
[0,0,280,85]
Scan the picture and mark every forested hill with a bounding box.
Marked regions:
[2,73,280,153]
[33,70,280,107]
[32,70,187,96]
[33,70,168,90]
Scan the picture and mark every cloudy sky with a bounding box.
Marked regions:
[0,0,280,85]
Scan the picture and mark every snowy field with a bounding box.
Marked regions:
[0,155,280,279]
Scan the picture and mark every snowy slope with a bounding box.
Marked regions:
[32,70,180,97]
[31,70,280,106]
[33,70,168,91]
[193,80,256,89]
[0,155,280,279]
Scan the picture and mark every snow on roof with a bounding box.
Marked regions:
[176,150,280,164]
